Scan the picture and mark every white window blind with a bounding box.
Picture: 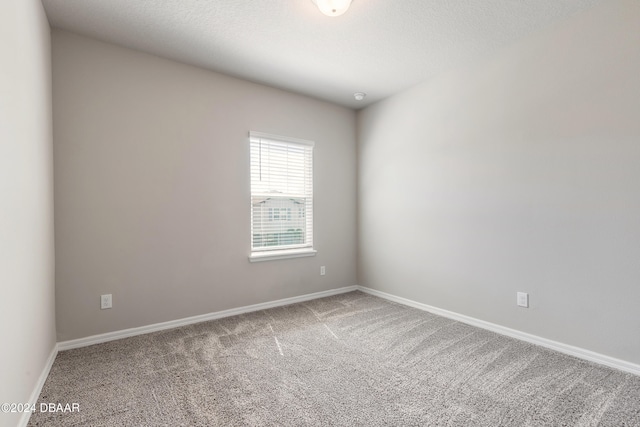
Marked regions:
[250,132,314,255]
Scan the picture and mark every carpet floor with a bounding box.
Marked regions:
[29,291,640,426]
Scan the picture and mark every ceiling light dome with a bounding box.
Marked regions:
[312,0,352,17]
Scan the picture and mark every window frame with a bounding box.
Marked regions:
[248,131,317,262]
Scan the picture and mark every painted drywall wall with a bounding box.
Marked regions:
[358,0,640,364]
[52,30,357,341]
[0,0,56,425]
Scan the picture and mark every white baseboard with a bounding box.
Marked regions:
[58,285,358,351]
[18,344,58,427]
[357,286,640,377]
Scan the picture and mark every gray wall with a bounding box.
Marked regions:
[52,30,357,341]
[0,0,56,425]
[358,0,640,364]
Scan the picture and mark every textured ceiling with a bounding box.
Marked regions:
[42,0,602,109]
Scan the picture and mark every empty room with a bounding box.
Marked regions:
[2,0,640,426]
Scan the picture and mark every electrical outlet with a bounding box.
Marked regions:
[101,294,112,309]
[517,292,529,308]
[320,266,326,276]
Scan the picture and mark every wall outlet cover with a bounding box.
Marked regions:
[101,294,112,309]
[517,292,529,308]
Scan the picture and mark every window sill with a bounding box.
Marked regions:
[249,248,317,263]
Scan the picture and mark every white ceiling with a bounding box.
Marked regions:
[42,0,602,109]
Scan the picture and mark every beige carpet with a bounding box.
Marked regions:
[29,291,640,426]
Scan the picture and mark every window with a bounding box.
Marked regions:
[249,131,315,262]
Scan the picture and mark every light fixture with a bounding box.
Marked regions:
[311,0,352,17]
[354,92,366,101]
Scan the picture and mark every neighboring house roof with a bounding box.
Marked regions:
[252,197,305,205]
